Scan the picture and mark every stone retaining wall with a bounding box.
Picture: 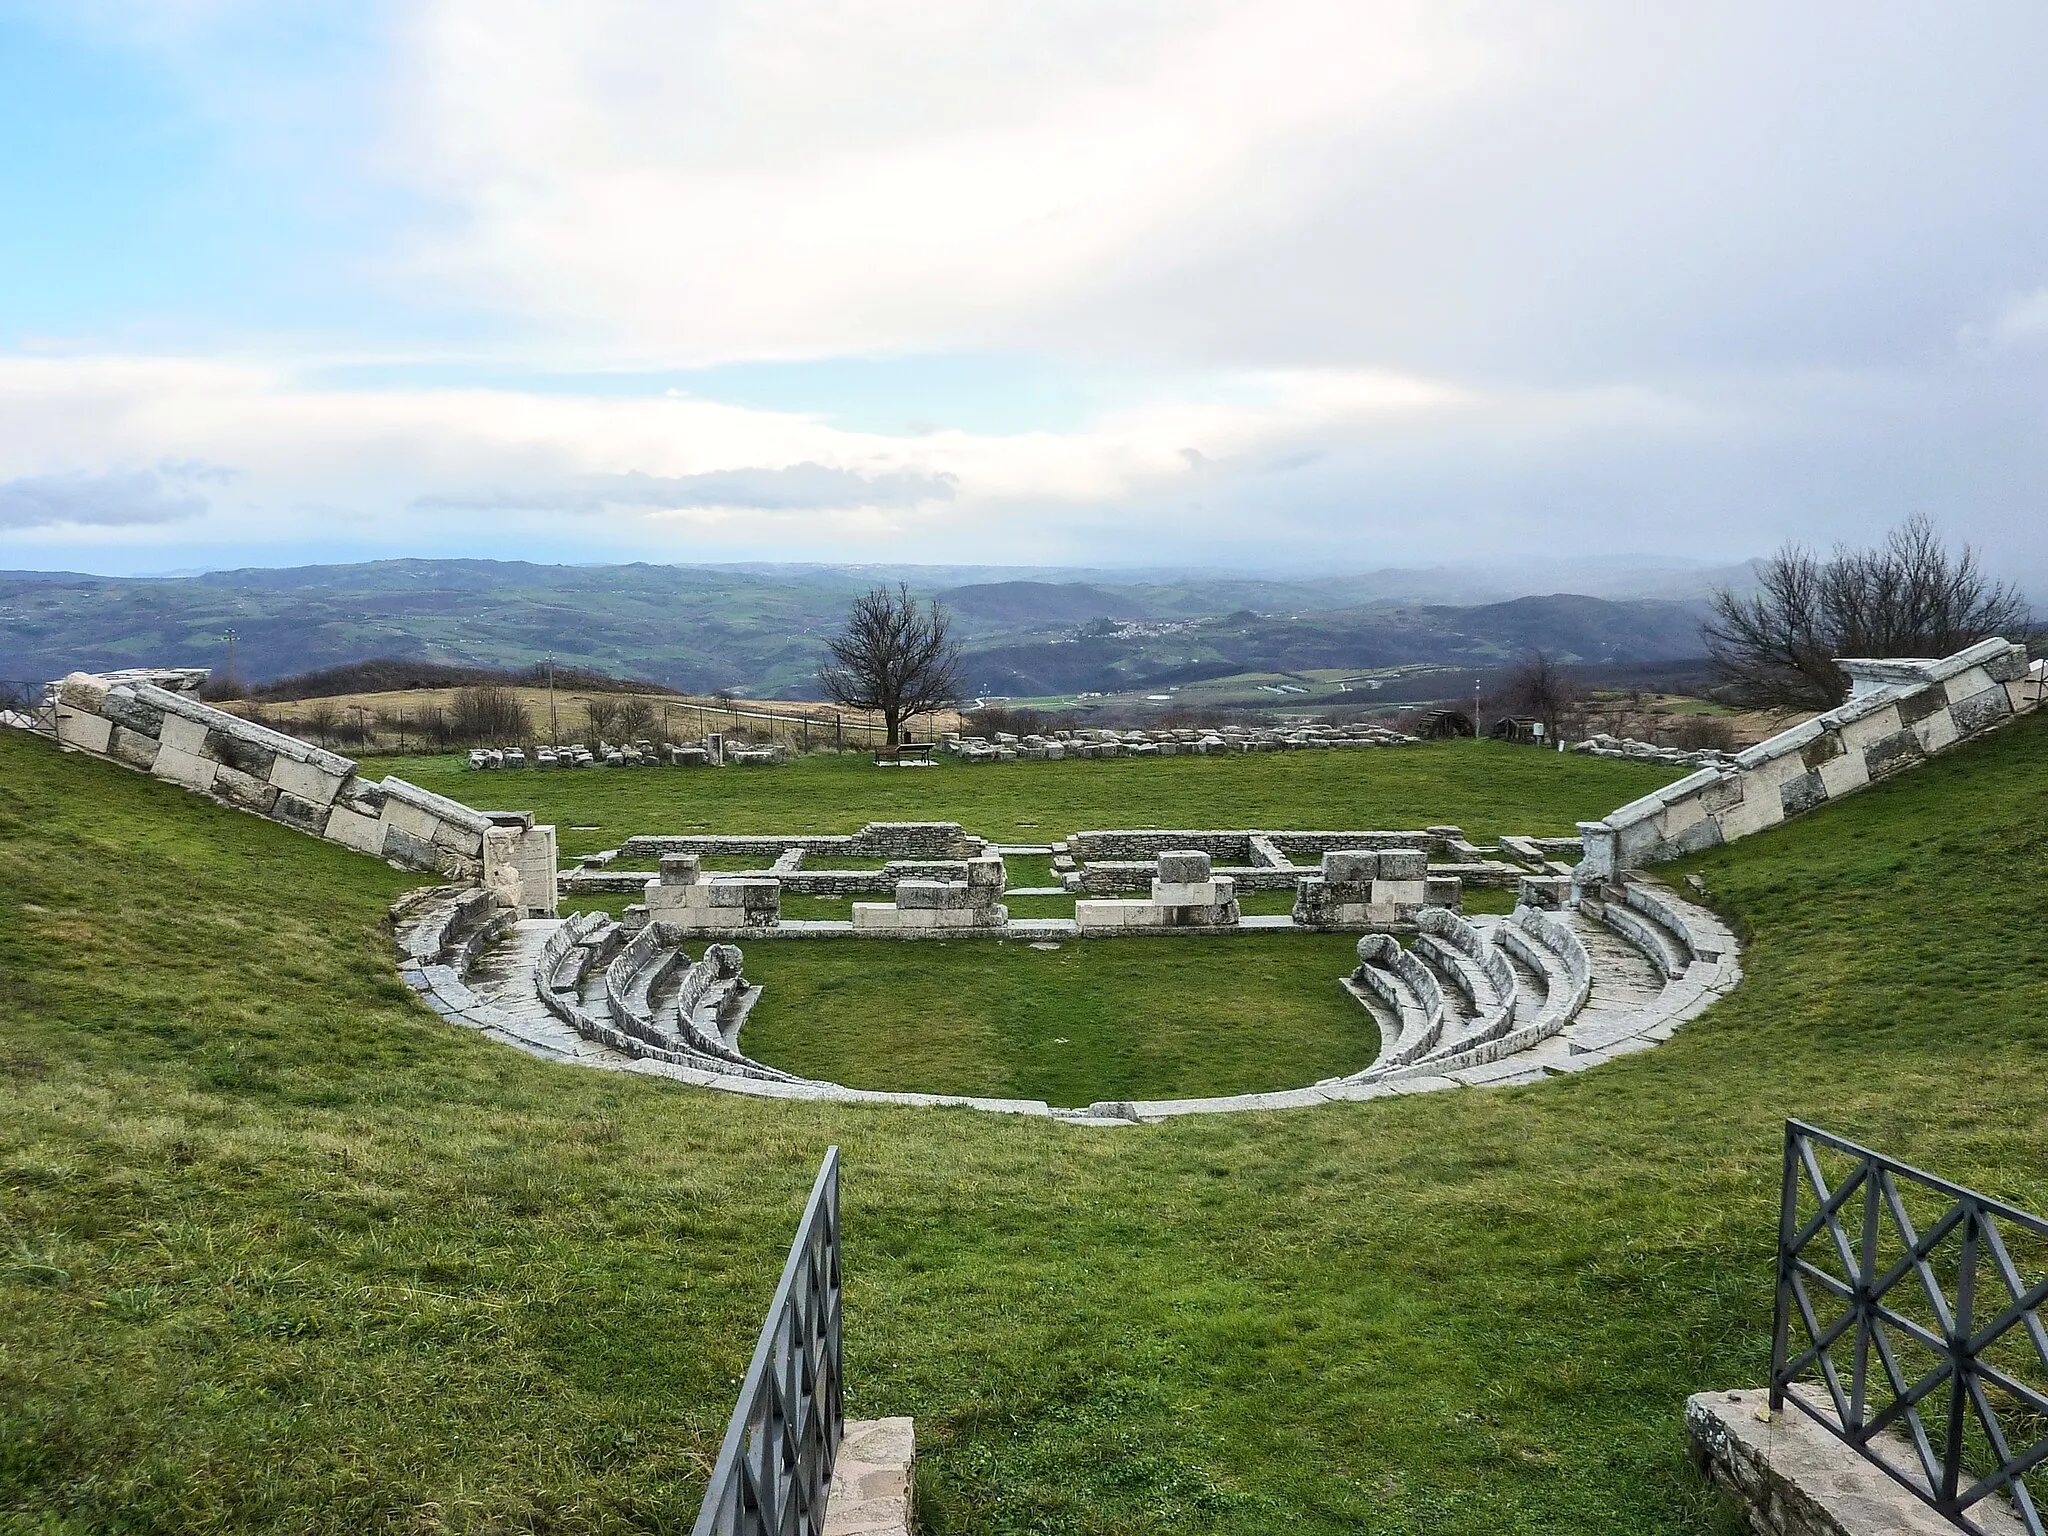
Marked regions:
[49,668,558,914]
[1579,639,2040,878]
[1066,828,1446,861]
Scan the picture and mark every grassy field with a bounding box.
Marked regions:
[5,716,2048,1534]
[373,741,1681,863]
[736,936,1377,1104]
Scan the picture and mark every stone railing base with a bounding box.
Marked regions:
[1685,1387,2024,1535]
[825,1417,915,1536]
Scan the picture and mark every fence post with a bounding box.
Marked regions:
[1770,1120,1799,1415]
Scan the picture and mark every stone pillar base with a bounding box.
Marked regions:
[1685,1387,2024,1535]
[825,1417,915,1536]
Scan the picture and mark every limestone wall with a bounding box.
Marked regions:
[1578,639,2041,878]
[47,668,557,915]
[1067,828,1446,861]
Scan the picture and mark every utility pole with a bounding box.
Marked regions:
[545,653,558,747]
[1473,678,1483,741]
[222,627,238,693]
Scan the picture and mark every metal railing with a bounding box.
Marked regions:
[693,1147,844,1536]
[0,679,54,734]
[1772,1120,2048,1533]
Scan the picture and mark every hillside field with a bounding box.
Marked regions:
[3,715,2047,1533]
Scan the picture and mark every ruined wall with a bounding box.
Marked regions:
[1578,639,2042,879]
[47,668,558,915]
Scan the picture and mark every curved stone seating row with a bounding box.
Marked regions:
[1340,933,1447,1075]
[1561,881,1740,1061]
[394,877,1740,1123]
[1405,907,1519,1063]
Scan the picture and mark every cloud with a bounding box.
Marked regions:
[417,463,958,515]
[1960,289,2048,355]
[0,466,212,530]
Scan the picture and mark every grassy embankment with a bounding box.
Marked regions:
[5,719,2047,1533]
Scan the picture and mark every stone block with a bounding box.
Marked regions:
[1835,702,1903,752]
[1156,850,1212,882]
[431,818,487,857]
[211,763,278,812]
[1895,683,1948,726]
[158,712,211,757]
[269,792,329,835]
[1518,874,1571,909]
[269,754,347,805]
[824,1417,916,1536]
[55,707,113,754]
[381,825,443,872]
[896,880,970,910]
[707,879,778,911]
[660,852,702,885]
[1322,849,1377,883]
[1697,773,1746,814]
[98,689,165,737]
[380,798,442,844]
[212,731,277,781]
[1075,899,1144,931]
[153,744,219,793]
[324,804,389,856]
[108,724,160,770]
[1948,682,2012,736]
[1377,848,1427,881]
[1910,704,1959,754]
[1422,875,1462,909]
[58,673,109,712]
[851,902,902,930]
[1863,727,1925,779]
[1798,729,1845,772]
[1779,769,1828,818]
[1370,877,1427,907]
[1152,879,1221,907]
[1815,745,1870,799]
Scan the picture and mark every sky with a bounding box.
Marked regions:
[2,1,2046,584]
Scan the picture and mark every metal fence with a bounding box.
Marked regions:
[693,1147,844,1536]
[0,679,53,734]
[1772,1119,2048,1534]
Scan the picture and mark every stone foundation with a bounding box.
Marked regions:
[1686,1387,2024,1535]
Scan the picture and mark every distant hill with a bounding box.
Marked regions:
[0,558,1712,698]
[934,581,1147,626]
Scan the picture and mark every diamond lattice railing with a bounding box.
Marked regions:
[1773,1121,2048,1534]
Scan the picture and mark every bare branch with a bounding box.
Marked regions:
[818,583,963,745]
[1705,516,2026,710]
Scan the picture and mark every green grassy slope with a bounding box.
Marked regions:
[381,740,1680,860]
[3,718,2046,1534]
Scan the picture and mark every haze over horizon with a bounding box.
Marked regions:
[3,4,2046,585]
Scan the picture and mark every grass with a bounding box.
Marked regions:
[737,936,1374,1104]
[4,715,2047,1534]
[368,742,1681,864]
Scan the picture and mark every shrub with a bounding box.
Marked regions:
[449,685,532,746]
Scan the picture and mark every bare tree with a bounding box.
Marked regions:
[819,584,962,746]
[584,694,621,743]
[450,684,532,746]
[1498,650,1586,739]
[303,701,340,747]
[616,694,656,741]
[1706,516,2027,710]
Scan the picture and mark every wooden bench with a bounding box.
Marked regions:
[874,743,935,764]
